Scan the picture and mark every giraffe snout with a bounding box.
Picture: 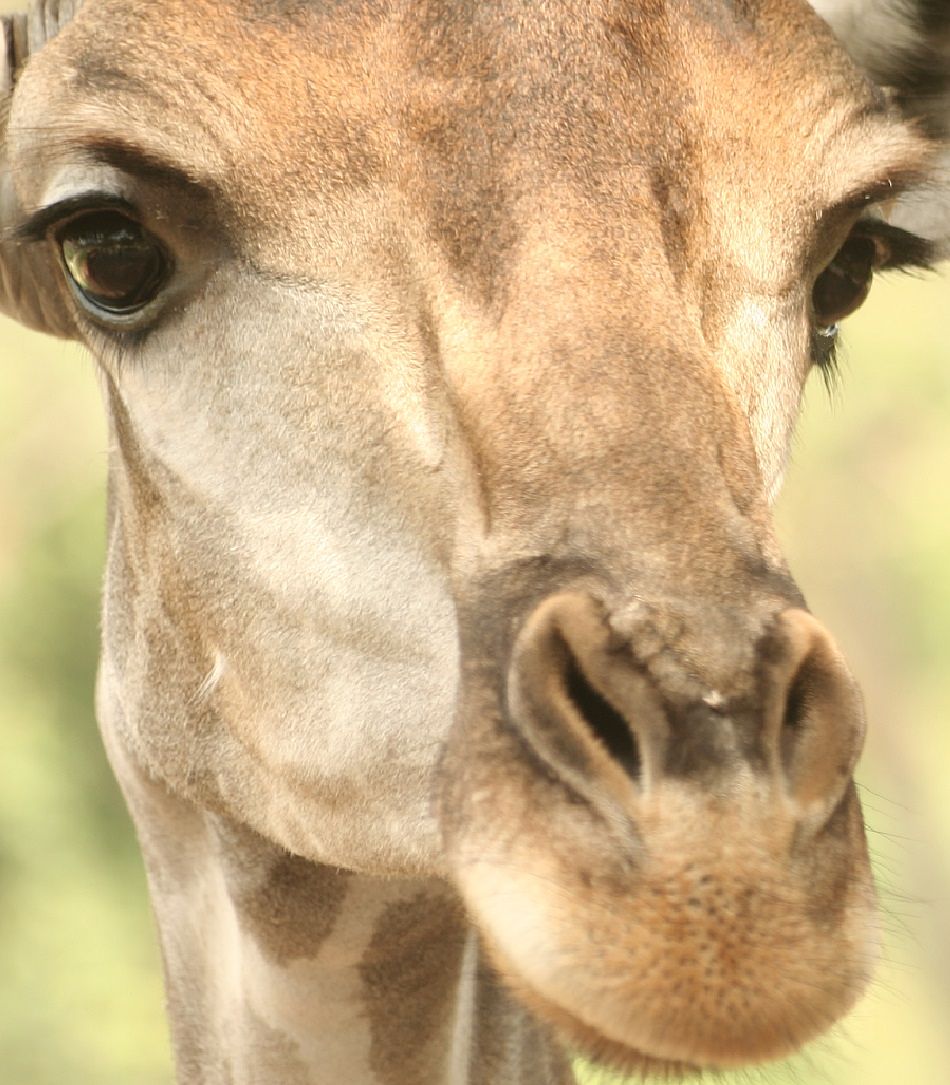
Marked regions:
[507,591,866,829]
[447,590,876,1072]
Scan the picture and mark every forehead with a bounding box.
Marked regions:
[11,0,924,292]
[16,1,890,183]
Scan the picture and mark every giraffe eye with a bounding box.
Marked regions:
[58,210,170,316]
[812,232,879,329]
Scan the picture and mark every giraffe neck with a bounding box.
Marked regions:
[136,795,573,1085]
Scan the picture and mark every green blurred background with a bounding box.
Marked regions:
[1,14,948,1085]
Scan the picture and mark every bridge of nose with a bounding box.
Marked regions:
[392,3,869,554]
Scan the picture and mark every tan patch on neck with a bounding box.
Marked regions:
[215,818,350,966]
[360,888,467,1085]
[239,1006,314,1085]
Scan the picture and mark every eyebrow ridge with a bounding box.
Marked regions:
[75,136,216,194]
[9,134,218,241]
[11,192,139,242]
[835,172,928,214]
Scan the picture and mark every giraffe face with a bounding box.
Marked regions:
[1,0,944,1075]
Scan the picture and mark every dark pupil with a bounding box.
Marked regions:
[812,234,876,327]
[60,213,165,313]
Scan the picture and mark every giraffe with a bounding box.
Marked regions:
[1,1,948,1082]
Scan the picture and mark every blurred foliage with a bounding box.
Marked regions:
[0,326,169,1082]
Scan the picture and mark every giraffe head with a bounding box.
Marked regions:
[1,0,946,1076]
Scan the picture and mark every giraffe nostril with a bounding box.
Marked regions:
[784,668,809,729]
[564,655,642,780]
[507,592,668,804]
[779,663,810,771]
[767,610,866,815]
[780,655,806,733]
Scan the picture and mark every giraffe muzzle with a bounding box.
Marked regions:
[444,588,876,1072]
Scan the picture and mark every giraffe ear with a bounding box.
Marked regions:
[0,168,78,340]
[1,6,79,339]
[810,0,950,256]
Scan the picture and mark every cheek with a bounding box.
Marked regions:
[713,298,810,501]
[109,275,453,502]
[101,274,466,627]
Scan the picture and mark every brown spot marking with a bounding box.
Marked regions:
[215,818,350,966]
[360,889,467,1085]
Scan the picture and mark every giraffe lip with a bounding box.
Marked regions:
[451,775,876,1075]
[501,961,706,1078]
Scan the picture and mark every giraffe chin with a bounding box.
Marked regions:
[498,975,703,1081]
[472,898,873,1079]
[451,779,878,1076]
